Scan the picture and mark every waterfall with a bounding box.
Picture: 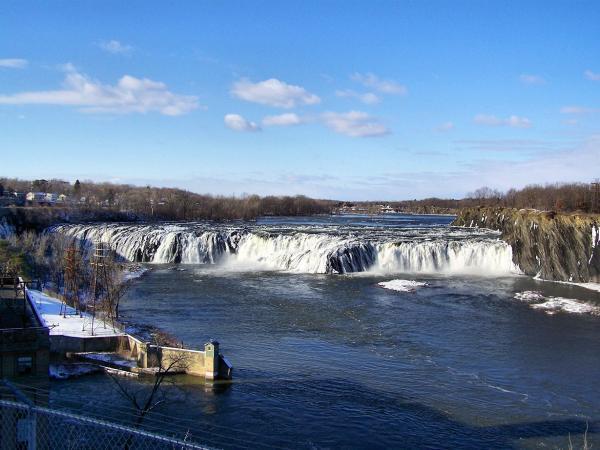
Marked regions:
[51,223,517,275]
[373,240,517,275]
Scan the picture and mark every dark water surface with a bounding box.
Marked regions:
[50,215,600,449]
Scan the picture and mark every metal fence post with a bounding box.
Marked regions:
[2,379,36,449]
[27,405,37,450]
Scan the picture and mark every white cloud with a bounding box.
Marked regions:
[98,40,133,55]
[584,69,600,81]
[474,114,532,128]
[560,105,596,114]
[335,89,380,105]
[435,121,455,132]
[0,58,28,69]
[231,78,320,109]
[350,72,407,95]
[262,113,302,127]
[321,111,390,137]
[0,67,199,115]
[519,74,545,85]
[224,113,260,132]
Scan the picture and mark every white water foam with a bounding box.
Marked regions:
[514,291,600,316]
[514,291,545,302]
[531,298,600,315]
[378,279,428,292]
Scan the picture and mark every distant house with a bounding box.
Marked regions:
[26,192,47,204]
[44,193,58,203]
[25,192,59,206]
[57,194,68,203]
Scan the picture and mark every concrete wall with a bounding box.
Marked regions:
[115,336,231,379]
[50,334,123,354]
[49,331,231,380]
[149,346,206,376]
[1,328,50,378]
[116,334,148,369]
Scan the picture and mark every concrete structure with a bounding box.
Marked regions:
[204,340,219,379]
[116,335,232,379]
[28,290,233,380]
[62,334,233,380]
[0,278,50,379]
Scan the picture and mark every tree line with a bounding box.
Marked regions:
[0,177,337,220]
[344,182,599,214]
[1,177,597,217]
[464,182,598,212]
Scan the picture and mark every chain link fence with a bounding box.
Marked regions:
[0,398,211,450]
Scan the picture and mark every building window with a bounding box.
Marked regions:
[16,356,33,375]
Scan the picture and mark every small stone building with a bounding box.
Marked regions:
[0,279,50,379]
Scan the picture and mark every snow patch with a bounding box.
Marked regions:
[28,289,123,337]
[50,363,101,380]
[378,279,428,292]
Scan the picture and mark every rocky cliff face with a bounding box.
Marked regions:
[453,207,600,282]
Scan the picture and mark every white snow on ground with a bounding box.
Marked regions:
[378,279,428,292]
[78,352,137,368]
[514,291,600,316]
[573,282,600,293]
[49,363,101,380]
[562,281,600,293]
[27,289,123,337]
[533,276,600,294]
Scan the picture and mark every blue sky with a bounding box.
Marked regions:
[1,1,599,200]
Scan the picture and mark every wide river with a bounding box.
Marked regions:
[49,214,599,449]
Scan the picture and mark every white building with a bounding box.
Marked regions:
[25,192,59,205]
[26,192,47,203]
[45,193,58,203]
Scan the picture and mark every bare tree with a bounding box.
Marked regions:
[109,351,190,447]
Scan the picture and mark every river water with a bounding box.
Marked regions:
[49,214,600,449]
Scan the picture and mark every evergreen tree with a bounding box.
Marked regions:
[73,179,81,198]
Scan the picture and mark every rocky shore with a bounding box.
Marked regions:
[453,207,600,282]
